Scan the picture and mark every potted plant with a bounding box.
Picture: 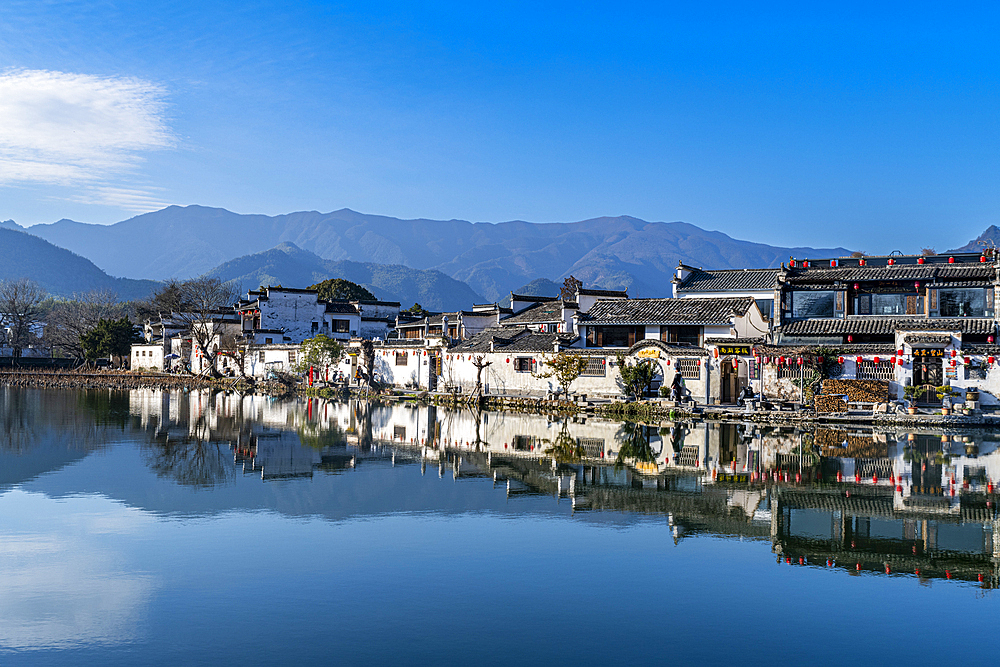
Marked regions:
[935,385,958,415]
[902,384,929,415]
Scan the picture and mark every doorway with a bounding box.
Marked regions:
[912,352,943,404]
[721,358,746,404]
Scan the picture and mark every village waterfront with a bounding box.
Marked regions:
[2,386,1000,665]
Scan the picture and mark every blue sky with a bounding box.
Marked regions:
[1,1,998,253]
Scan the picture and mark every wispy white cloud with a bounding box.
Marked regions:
[0,69,174,211]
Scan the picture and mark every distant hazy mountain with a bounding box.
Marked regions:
[949,226,1000,253]
[19,205,854,302]
[0,228,158,300]
[204,242,484,311]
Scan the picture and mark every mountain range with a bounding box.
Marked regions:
[7,205,857,303]
[0,227,158,300]
[205,242,484,311]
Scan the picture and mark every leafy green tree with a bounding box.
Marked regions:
[81,317,137,362]
[615,353,658,400]
[535,351,589,395]
[308,278,375,302]
[295,334,345,374]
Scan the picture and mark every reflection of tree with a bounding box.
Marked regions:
[144,434,235,487]
[297,421,347,450]
[545,419,584,463]
[614,422,657,470]
[77,389,132,427]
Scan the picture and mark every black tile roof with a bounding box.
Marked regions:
[757,343,897,355]
[787,264,994,284]
[677,268,780,292]
[577,287,629,297]
[450,327,578,353]
[704,337,767,345]
[501,300,569,325]
[628,339,709,357]
[583,297,755,325]
[779,317,996,336]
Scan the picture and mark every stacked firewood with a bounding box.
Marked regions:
[814,395,849,413]
[821,379,888,403]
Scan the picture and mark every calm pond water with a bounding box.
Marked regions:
[1,387,999,666]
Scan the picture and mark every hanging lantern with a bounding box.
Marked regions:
[817,356,824,363]
[989,335,995,344]
[890,356,896,364]
[951,360,957,367]
[856,356,863,364]
[897,358,903,366]
[779,356,785,365]
[964,356,970,365]
[797,357,803,365]
[914,281,920,290]
[506,358,510,363]
[838,356,844,364]
[917,256,925,264]
[874,356,880,364]
[951,349,957,358]
[852,283,860,290]
[982,255,988,263]
[790,260,796,267]
[887,258,895,265]
[697,359,701,366]
[859,258,866,266]
[897,349,903,357]
[732,357,738,369]
[847,335,853,343]
[989,356,995,364]
[803,260,810,267]
[948,256,955,264]
[830,259,837,267]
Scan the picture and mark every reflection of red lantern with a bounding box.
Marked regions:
[818,356,824,363]
[838,356,844,364]
[951,350,957,358]
[951,360,957,367]
[964,356,970,365]
[797,357,803,365]
[847,335,853,343]
[897,349,903,357]
[779,356,785,365]
[897,358,903,366]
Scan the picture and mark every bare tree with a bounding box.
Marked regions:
[921,247,936,256]
[471,354,492,399]
[560,275,583,301]
[173,278,238,378]
[0,279,46,358]
[46,290,126,359]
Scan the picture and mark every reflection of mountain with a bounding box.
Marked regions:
[5,387,1000,585]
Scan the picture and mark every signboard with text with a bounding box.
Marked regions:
[715,344,752,356]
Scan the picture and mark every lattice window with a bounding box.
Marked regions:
[578,438,605,457]
[676,358,701,379]
[857,360,894,381]
[514,357,535,373]
[777,365,804,379]
[393,425,406,440]
[288,350,296,365]
[395,351,408,366]
[580,356,607,376]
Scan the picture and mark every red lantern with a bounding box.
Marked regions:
[856,356,862,364]
[990,336,995,344]
[989,356,995,364]
[853,283,859,290]
[887,258,894,265]
[981,256,987,263]
[890,356,896,364]
[779,356,785,365]
[915,281,920,290]
[790,260,796,267]
[874,356,880,364]
[951,360,957,367]
[506,358,510,363]
[817,356,824,363]
[897,358,903,366]
[830,259,837,267]
[949,256,955,263]
[896,349,903,357]
[697,359,701,366]
[838,356,844,364]
[951,350,957,358]
[803,260,810,268]
[797,357,803,365]
[964,356,970,365]
[859,258,866,266]
[713,348,719,358]
[917,257,925,264]
[732,358,738,369]
[847,335,853,343]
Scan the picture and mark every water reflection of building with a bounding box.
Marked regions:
[124,389,1000,585]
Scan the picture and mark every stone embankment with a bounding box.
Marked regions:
[0,369,219,391]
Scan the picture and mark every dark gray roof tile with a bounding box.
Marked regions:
[583,297,755,325]
[678,268,779,292]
